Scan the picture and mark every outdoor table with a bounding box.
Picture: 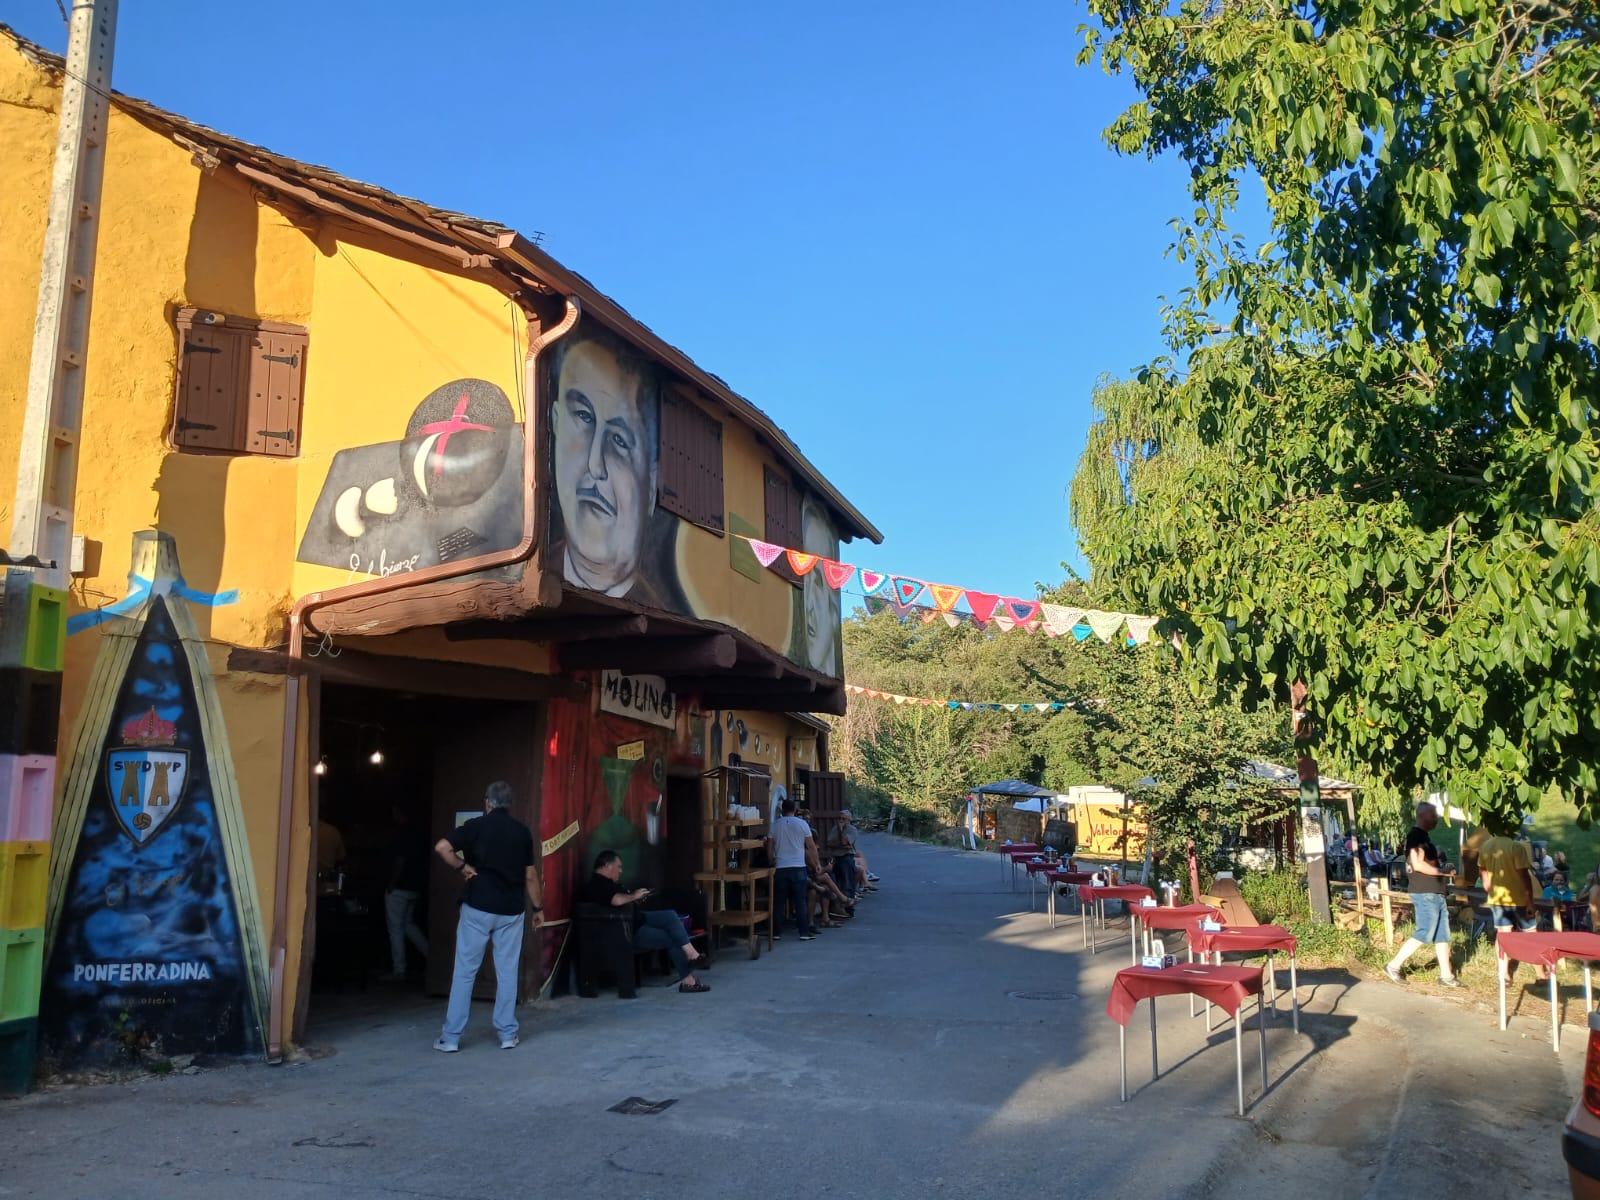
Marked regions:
[1107,964,1269,1116]
[1045,870,1097,927]
[1191,924,1300,1034]
[1496,929,1600,1052]
[1078,884,1156,955]
[1000,844,1042,890]
[1132,903,1220,954]
[1023,857,1073,909]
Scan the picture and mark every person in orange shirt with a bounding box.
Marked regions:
[1477,812,1548,985]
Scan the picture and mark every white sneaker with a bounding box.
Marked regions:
[432,1037,459,1053]
[500,1035,519,1050]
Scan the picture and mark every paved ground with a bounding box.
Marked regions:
[1,834,1584,1199]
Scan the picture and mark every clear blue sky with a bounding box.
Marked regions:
[12,1,1202,599]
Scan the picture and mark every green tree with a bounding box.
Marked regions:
[1074,0,1600,824]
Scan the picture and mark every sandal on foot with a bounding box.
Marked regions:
[679,980,711,993]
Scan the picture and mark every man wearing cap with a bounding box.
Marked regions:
[826,809,861,900]
[432,780,542,1052]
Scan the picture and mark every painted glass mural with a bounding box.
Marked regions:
[536,693,674,991]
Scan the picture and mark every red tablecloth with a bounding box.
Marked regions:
[1107,964,1265,1026]
[1132,904,1220,933]
[1079,884,1156,907]
[1191,924,1297,957]
[1003,846,1043,862]
[1046,870,1096,885]
[1497,930,1600,968]
[1025,858,1072,876]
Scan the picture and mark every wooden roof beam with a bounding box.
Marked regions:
[445,614,650,643]
[558,633,737,674]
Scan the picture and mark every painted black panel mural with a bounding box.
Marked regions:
[296,378,523,575]
[41,597,261,1065]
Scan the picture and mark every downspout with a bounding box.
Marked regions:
[265,295,581,1061]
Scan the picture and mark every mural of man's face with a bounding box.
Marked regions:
[554,339,653,594]
[801,502,839,675]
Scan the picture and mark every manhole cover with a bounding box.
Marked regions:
[608,1096,678,1115]
[1006,990,1079,1001]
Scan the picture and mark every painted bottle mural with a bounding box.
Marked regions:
[591,756,642,881]
[40,532,268,1066]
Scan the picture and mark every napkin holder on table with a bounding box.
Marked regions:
[1199,919,1223,931]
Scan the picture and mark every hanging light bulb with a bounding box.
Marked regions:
[369,748,385,766]
[313,756,328,776]
[365,725,385,767]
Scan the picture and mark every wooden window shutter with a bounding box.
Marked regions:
[764,465,800,585]
[658,387,724,531]
[174,321,247,451]
[172,309,306,456]
[244,329,306,457]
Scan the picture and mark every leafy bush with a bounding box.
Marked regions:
[1238,868,1311,926]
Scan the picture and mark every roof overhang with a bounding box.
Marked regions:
[442,586,846,716]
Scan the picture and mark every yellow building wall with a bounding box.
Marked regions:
[675,416,805,655]
[1,38,549,1053]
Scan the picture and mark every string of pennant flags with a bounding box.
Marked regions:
[737,534,1159,643]
[843,683,1087,712]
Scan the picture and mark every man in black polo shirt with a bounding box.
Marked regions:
[579,850,710,992]
[432,781,542,1051]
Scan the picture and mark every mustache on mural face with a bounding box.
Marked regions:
[575,484,615,519]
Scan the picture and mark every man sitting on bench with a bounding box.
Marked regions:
[579,851,711,994]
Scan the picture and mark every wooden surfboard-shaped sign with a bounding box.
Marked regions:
[41,531,269,1066]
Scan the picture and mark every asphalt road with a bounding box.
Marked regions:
[0,834,1582,1199]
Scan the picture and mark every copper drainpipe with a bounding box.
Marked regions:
[265,295,581,1061]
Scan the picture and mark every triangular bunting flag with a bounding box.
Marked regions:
[942,612,961,628]
[867,689,882,699]
[919,610,938,625]
[892,577,925,606]
[1124,614,1158,644]
[888,600,915,619]
[1041,604,1086,638]
[965,591,1000,624]
[1086,609,1126,643]
[947,702,961,710]
[1005,598,1040,625]
[822,560,856,590]
[786,550,819,576]
[748,539,784,567]
[859,570,887,596]
[1003,704,1019,712]
[928,583,964,612]
[892,694,909,704]
[1073,625,1093,642]
[992,611,1016,632]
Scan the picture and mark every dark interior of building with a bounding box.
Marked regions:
[311,684,465,1011]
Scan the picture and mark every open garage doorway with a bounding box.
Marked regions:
[306,681,541,1036]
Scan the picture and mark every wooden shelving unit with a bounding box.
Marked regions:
[694,765,774,959]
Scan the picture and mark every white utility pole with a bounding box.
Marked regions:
[9,0,118,596]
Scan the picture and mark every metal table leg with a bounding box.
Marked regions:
[1498,949,1509,1032]
[1150,994,1159,1081]
[1119,1022,1127,1101]
[1258,995,1268,1095]
[1550,970,1561,1053]
[1290,953,1299,1035]
[1082,896,1090,950]
[1587,963,1594,1015]
[1234,1008,1244,1117]
[1131,914,1140,966]
[1048,882,1055,928]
